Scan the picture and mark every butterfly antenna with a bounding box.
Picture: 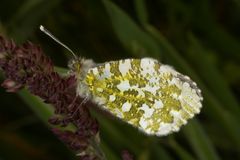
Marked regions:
[39,25,77,59]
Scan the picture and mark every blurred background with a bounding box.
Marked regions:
[0,0,240,159]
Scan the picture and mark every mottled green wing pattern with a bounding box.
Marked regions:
[85,58,203,136]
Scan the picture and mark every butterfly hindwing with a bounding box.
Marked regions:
[84,58,202,136]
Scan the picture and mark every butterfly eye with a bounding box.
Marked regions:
[75,63,82,72]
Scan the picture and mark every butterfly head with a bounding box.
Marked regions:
[68,57,95,78]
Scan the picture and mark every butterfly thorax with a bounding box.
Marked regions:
[68,57,95,97]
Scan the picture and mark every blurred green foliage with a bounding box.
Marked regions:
[0,0,240,159]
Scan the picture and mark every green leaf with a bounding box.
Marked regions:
[169,138,195,160]
[191,0,240,61]
[151,146,174,160]
[133,0,148,26]
[17,89,53,126]
[101,140,120,160]
[183,120,220,160]
[186,33,240,120]
[102,0,162,58]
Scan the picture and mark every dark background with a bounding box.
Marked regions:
[0,0,240,160]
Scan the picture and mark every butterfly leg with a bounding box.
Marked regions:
[69,96,90,118]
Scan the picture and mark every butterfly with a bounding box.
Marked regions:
[40,25,203,136]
